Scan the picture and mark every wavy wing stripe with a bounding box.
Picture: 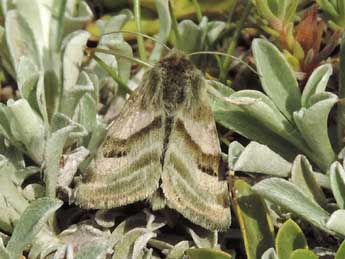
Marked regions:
[75,161,161,209]
[162,150,230,231]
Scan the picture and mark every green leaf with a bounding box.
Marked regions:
[291,155,327,208]
[211,92,300,161]
[338,21,345,149]
[45,113,87,197]
[149,0,171,62]
[5,10,40,71]
[7,99,45,163]
[60,71,94,118]
[61,30,90,115]
[64,1,93,36]
[206,21,226,45]
[276,219,308,259]
[75,242,109,259]
[229,90,299,143]
[326,209,345,236]
[335,240,345,259]
[253,178,331,233]
[288,249,318,259]
[49,0,67,51]
[293,92,337,171]
[228,141,244,170]
[330,162,345,209]
[0,240,9,259]
[6,197,63,259]
[233,179,274,259]
[177,17,207,53]
[261,248,278,259]
[167,241,190,259]
[301,64,332,107]
[186,248,232,259]
[252,39,301,122]
[234,141,292,177]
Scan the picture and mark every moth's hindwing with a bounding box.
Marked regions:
[74,85,163,208]
[162,101,231,231]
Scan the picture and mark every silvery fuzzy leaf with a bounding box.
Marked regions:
[45,113,87,198]
[75,242,110,259]
[330,162,345,209]
[48,0,68,51]
[149,0,171,62]
[6,197,63,259]
[132,231,157,259]
[233,141,292,177]
[7,98,45,163]
[293,92,337,171]
[23,184,45,201]
[228,141,244,170]
[177,17,208,53]
[326,209,345,236]
[61,29,90,105]
[0,24,16,78]
[301,64,332,108]
[0,160,28,215]
[15,0,44,57]
[17,56,39,109]
[0,104,12,139]
[63,1,93,37]
[291,155,327,208]
[166,241,190,259]
[109,212,149,247]
[0,239,9,259]
[0,194,20,233]
[60,71,94,118]
[94,209,125,229]
[58,223,111,255]
[78,93,97,134]
[185,226,218,249]
[100,10,133,44]
[29,226,64,259]
[58,146,89,189]
[252,39,301,122]
[253,178,331,234]
[206,21,226,45]
[112,228,151,259]
[211,90,299,161]
[261,248,278,259]
[5,10,40,72]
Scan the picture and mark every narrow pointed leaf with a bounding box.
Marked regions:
[335,240,345,259]
[301,64,332,107]
[6,198,63,259]
[330,162,345,209]
[291,155,327,208]
[233,179,274,259]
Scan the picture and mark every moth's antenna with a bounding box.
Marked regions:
[92,47,154,68]
[101,30,171,52]
[187,51,259,75]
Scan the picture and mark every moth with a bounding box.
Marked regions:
[74,50,231,231]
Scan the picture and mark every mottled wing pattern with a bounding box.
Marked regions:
[161,99,231,231]
[74,85,163,209]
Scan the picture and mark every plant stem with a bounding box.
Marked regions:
[219,0,252,82]
[91,52,133,95]
[169,0,182,49]
[191,0,203,22]
[133,0,147,61]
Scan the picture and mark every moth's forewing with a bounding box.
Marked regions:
[74,80,164,209]
[161,93,231,231]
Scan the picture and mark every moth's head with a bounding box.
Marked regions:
[148,50,204,112]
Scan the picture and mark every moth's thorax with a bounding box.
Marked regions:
[146,52,203,114]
